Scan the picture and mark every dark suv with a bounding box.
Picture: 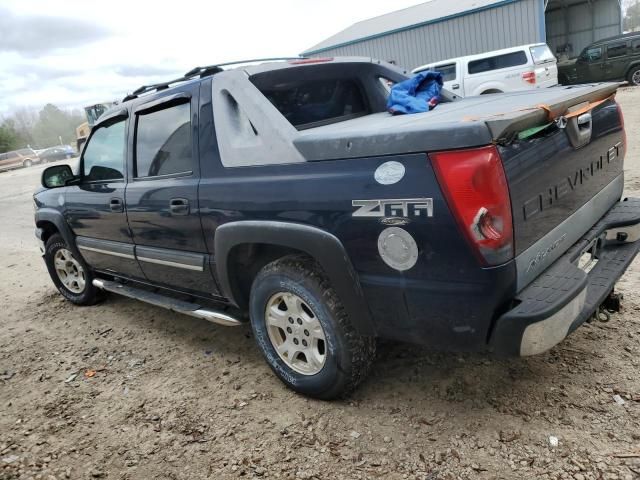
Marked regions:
[33,57,639,399]
[559,33,640,86]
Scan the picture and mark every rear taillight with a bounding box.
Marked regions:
[430,146,514,266]
[521,71,536,84]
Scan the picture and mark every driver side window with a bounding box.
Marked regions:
[82,120,126,182]
[582,46,603,63]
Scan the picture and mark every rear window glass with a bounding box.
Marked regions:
[468,51,528,74]
[530,45,555,64]
[259,79,368,129]
[378,76,395,92]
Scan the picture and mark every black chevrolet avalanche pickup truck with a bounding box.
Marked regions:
[34,57,640,399]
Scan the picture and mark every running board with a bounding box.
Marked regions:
[92,279,242,326]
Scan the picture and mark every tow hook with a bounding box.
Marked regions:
[590,290,623,323]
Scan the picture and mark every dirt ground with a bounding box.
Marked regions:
[1,89,639,480]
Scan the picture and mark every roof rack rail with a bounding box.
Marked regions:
[183,57,305,78]
[122,57,305,102]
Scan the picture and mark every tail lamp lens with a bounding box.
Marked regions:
[289,57,334,65]
[430,146,514,266]
[522,71,536,84]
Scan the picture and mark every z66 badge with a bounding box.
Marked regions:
[352,198,434,218]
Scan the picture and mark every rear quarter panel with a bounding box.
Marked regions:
[198,150,517,349]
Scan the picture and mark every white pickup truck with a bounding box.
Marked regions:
[413,43,558,97]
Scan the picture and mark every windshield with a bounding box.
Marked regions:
[530,45,556,64]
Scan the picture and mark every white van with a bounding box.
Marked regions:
[413,43,558,97]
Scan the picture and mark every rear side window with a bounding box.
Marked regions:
[434,63,457,81]
[135,103,192,178]
[260,79,368,129]
[607,42,627,59]
[529,45,555,64]
[82,120,126,182]
[468,51,528,74]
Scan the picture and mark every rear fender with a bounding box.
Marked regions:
[625,61,640,78]
[471,81,507,96]
[214,221,374,336]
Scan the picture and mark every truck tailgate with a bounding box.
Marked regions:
[499,96,624,290]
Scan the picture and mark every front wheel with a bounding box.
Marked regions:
[249,255,376,399]
[628,66,640,86]
[23,159,32,168]
[44,234,103,305]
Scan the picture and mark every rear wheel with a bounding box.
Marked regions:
[249,255,376,399]
[23,159,32,168]
[628,66,640,86]
[44,234,102,305]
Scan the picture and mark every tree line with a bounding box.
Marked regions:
[0,104,85,153]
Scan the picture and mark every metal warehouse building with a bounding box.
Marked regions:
[301,0,623,70]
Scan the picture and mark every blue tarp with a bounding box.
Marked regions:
[386,71,443,115]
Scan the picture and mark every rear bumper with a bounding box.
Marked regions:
[489,198,640,356]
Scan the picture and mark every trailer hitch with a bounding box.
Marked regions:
[602,290,623,313]
[590,290,623,323]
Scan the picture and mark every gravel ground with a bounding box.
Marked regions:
[1,88,639,480]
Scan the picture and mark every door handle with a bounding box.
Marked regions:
[451,84,460,90]
[169,198,190,216]
[109,197,124,213]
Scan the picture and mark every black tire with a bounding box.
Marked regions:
[627,66,640,87]
[23,159,32,168]
[44,234,103,305]
[249,255,375,400]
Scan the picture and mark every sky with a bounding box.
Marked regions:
[0,0,422,115]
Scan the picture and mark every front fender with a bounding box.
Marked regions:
[35,208,80,257]
[214,221,375,336]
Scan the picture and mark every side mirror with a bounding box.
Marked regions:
[42,164,75,188]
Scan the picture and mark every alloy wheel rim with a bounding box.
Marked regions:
[265,292,326,376]
[54,248,86,294]
[633,70,640,86]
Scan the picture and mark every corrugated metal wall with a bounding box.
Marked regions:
[546,0,622,59]
[307,0,544,70]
